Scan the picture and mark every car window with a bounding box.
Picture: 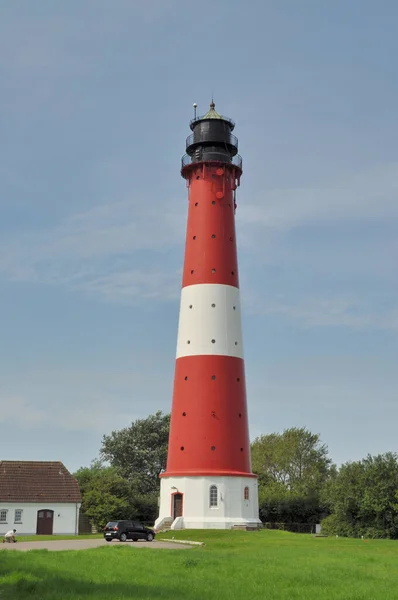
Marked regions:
[133,522,144,530]
[105,522,118,527]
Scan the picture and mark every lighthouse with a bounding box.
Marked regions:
[155,102,261,530]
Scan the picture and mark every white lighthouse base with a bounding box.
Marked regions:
[155,475,262,531]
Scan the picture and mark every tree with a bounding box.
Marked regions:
[321,452,398,539]
[251,427,333,493]
[251,427,334,525]
[74,462,133,529]
[100,410,170,495]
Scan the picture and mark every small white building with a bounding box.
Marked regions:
[0,461,81,536]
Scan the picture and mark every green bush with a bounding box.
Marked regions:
[357,527,388,539]
[320,514,356,538]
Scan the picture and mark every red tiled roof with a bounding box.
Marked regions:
[0,461,81,503]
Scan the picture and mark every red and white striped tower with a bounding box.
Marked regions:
[155,102,261,530]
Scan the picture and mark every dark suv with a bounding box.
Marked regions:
[103,520,155,543]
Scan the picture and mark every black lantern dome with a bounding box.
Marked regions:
[181,101,242,174]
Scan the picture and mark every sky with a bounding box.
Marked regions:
[0,0,397,475]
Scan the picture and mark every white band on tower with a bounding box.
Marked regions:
[176,283,244,359]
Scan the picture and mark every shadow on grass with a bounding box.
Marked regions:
[0,555,201,600]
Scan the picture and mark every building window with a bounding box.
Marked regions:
[0,510,7,522]
[14,509,23,523]
[209,485,218,508]
[244,486,250,500]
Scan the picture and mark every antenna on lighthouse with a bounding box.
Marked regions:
[193,103,197,120]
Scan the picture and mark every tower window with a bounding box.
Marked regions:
[244,487,249,501]
[209,485,218,508]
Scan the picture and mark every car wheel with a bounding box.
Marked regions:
[146,533,154,542]
[105,538,113,543]
[120,533,127,542]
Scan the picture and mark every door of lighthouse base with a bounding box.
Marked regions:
[173,494,183,519]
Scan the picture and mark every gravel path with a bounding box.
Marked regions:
[0,538,192,552]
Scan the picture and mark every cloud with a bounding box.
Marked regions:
[70,269,181,305]
[0,367,155,433]
[0,1,177,71]
[4,199,184,261]
[0,161,395,330]
[235,161,397,331]
[241,290,398,331]
[0,397,48,428]
[239,161,398,234]
[0,199,185,304]
[0,394,139,434]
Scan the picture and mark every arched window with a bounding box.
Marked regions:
[244,486,249,500]
[209,485,218,507]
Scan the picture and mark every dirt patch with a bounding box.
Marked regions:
[0,538,192,552]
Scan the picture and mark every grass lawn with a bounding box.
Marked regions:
[1,529,398,599]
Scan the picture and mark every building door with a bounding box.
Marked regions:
[36,510,54,535]
[173,494,183,518]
